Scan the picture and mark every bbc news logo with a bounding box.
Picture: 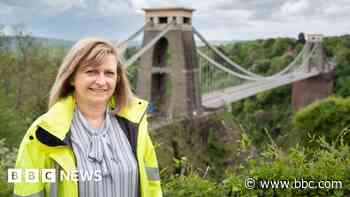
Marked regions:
[8,169,102,183]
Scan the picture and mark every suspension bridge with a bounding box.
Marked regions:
[116,7,335,121]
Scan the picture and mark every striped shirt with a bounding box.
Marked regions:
[70,106,139,197]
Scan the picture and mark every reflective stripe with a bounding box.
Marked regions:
[145,167,160,181]
[14,190,44,197]
[50,180,58,197]
[49,163,60,197]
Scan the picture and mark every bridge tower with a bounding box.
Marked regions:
[136,7,202,118]
[292,34,335,110]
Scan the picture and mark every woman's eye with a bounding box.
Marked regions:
[105,71,115,76]
[86,70,95,74]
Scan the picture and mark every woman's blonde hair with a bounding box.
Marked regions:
[48,37,133,112]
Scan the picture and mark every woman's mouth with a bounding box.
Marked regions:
[89,88,107,93]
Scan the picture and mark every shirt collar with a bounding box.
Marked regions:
[38,95,148,141]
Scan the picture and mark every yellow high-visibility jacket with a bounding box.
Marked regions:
[14,95,162,197]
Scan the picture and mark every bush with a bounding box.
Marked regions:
[162,132,350,196]
[0,90,26,146]
[164,174,225,197]
[222,133,350,196]
[292,96,350,146]
[0,138,17,197]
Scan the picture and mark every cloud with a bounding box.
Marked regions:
[0,0,82,9]
[0,0,349,41]
[196,0,350,40]
[214,0,285,19]
[93,0,132,16]
[0,2,12,15]
[0,0,133,19]
[0,0,41,8]
[0,0,84,25]
[213,0,350,22]
[281,0,310,15]
[45,0,82,11]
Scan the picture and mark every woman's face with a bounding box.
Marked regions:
[72,54,118,106]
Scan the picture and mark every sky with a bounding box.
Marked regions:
[0,0,349,42]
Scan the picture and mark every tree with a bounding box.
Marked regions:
[292,96,350,147]
[298,32,306,44]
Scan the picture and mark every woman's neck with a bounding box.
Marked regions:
[77,101,106,129]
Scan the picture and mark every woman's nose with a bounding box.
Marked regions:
[95,73,107,85]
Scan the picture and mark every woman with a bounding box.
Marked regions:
[14,37,162,197]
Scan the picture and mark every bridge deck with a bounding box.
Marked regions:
[202,69,320,108]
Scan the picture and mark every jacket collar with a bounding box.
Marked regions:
[37,95,148,141]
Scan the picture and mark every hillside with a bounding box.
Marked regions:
[2,36,74,51]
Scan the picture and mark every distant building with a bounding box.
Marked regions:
[143,7,194,26]
[306,34,323,42]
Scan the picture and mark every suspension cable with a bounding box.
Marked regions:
[124,20,175,68]
[194,26,309,80]
[197,43,319,81]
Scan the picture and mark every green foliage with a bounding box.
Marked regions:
[163,133,350,196]
[231,85,292,147]
[323,35,350,97]
[164,174,225,197]
[0,139,17,197]
[268,55,293,75]
[0,27,63,146]
[292,96,350,147]
[0,89,26,146]
[250,58,270,75]
[334,48,350,97]
[153,111,241,181]
[262,38,275,50]
[223,134,350,196]
[127,63,138,91]
[271,38,295,57]
[124,46,140,91]
[226,42,245,64]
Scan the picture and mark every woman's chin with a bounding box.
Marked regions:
[87,96,110,106]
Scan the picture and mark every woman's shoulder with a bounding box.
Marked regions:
[116,96,149,121]
[130,96,149,106]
